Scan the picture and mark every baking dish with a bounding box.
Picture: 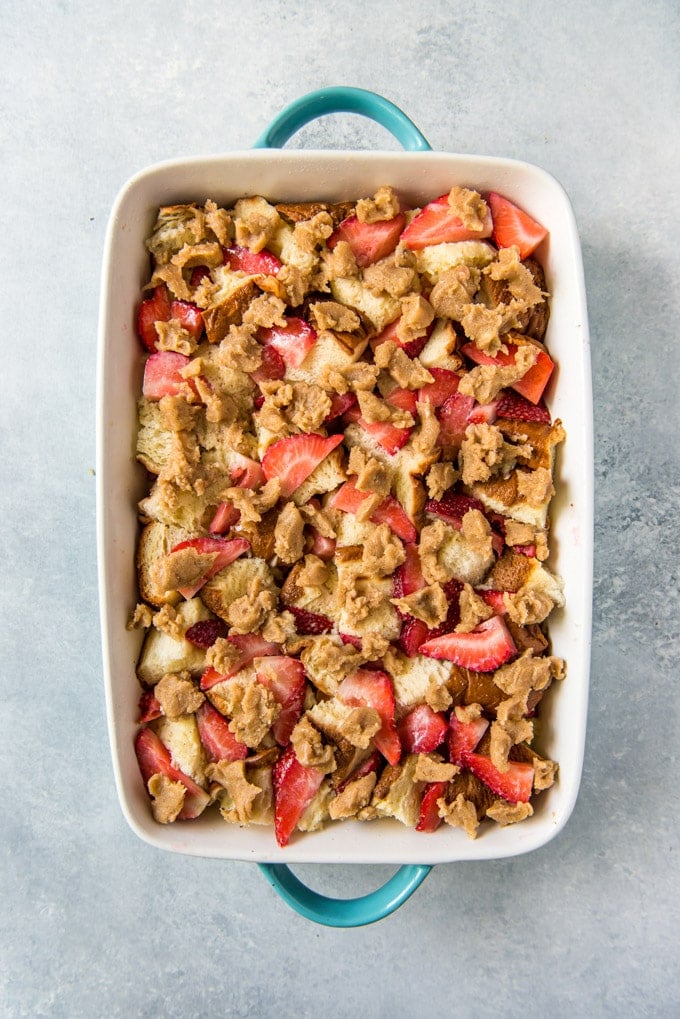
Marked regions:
[96,87,592,926]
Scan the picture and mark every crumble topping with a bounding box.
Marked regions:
[489,717,534,773]
[363,257,417,298]
[456,583,494,633]
[349,450,392,497]
[233,196,281,252]
[430,265,480,321]
[224,577,277,634]
[204,199,231,246]
[438,793,480,839]
[516,467,555,507]
[396,294,434,345]
[328,773,377,819]
[447,187,488,230]
[127,602,153,630]
[374,340,434,389]
[154,319,198,356]
[292,211,334,253]
[207,760,262,824]
[485,800,534,825]
[310,300,361,334]
[392,582,448,627]
[274,503,305,564]
[154,672,205,718]
[460,423,530,485]
[147,774,186,824]
[413,754,458,783]
[206,637,242,675]
[356,185,400,223]
[290,716,336,773]
[217,676,280,748]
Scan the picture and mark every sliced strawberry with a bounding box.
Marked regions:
[467,400,498,425]
[464,752,534,803]
[488,192,547,260]
[307,530,336,560]
[416,781,448,833]
[137,690,162,723]
[479,590,509,616]
[169,537,250,598]
[420,616,517,672]
[449,712,490,764]
[262,433,344,498]
[328,213,406,268]
[339,669,401,766]
[437,390,476,453]
[169,300,204,340]
[251,343,286,384]
[335,750,382,794]
[462,342,554,405]
[228,453,267,490]
[329,479,417,543]
[223,244,282,276]
[339,633,363,649]
[425,492,485,528]
[416,368,461,409]
[255,656,306,747]
[189,266,210,288]
[137,285,171,351]
[259,316,317,369]
[134,727,210,819]
[199,634,281,689]
[343,404,412,455]
[325,392,357,422]
[401,194,493,250]
[370,315,433,359]
[184,618,229,649]
[209,501,240,534]
[285,605,334,635]
[196,701,248,763]
[495,389,551,424]
[515,544,537,558]
[393,543,426,600]
[399,615,431,658]
[397,704,448,754]
[273,744,325,847]
[142,351,191,400]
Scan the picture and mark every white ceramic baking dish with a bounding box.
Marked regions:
[97,87,592,926]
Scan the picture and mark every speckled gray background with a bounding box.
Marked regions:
[2,1,679,1016]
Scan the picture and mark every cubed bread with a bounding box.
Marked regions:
[136,597,213,685]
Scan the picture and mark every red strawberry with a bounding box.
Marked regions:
[137,690,162,723]
[397,704,448,754]
[273,744,325,847]
[495,389,551,424]
[467,400,498,426]
[419,616,517,672]
[328,212,406,268]
[262,433,344,498]
[393,543,426,600]
[343,404,412,455]
[425,493,485,528]
[255,656,306,747]
[223,244,282,275]
[339,633,363,649]
[169,300,204,340]
[464,752,534,803]
[370,316,432,358]
[196,701,248,763]
[189,266,210,288]
[137,285,171,351]
[228,453,267,490]
[479,590,509,616]
[251,343,286,384]
[416,781,448,833]
[437,391,476,452]
[329,480,417,543]
[259,317,317,369]
[515,544,536,558]
[169,537,250,598]
[488,192,547,260]
[307,530,336,560]
[199,634,281,689]
[401,194,493,250]
[399,615,431,658]
[462,342,554,405]
[386,387,418,416]
[325,392,357,422]
[449,712,490,764]
[338,669,401,766]
[285,605,334,635]
[142,351,191,400]
[209,501,240,534]
[416,368,461,409]
[134,727,210,819]
[335,750,382,794]
[184,618,229,649]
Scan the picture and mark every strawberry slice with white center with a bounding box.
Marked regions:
[209,501,240,534]
[386,387,418,416]
[328,212,406,268]
[169,536,250,598]
[401,194,493,250]
[416,368,461,409]
[448,712,490,764]
[467,400,498,426]
[169,299,204,340]
[338,669,401,766]
[262,433,344,498]
[419,615,517,672]
[488,192,547,260]
[137,690,162,723]
[392,543,426,600]
[342,404,412,456]
[397,704,448,754]
[436,391,476,453]
[142,351,191,400]
[223,244,282,275]
[325,392,357,423]
[307,530,336,560]
[273,744,326,847]
[134,727,210,819]
[259,317,317,369]
[479,590,509,616]
[196,701,248,763]
[284,605,334,635]
[461,342,554,405]
[495,389,551,424]
[329,479,417,543]
[425,492,486,528]
[255,656,306,747]
[199,634,282,690]
[416,781,448,833]
[251,344,286,384]
[228,452,266,490]
[464,752,534,803]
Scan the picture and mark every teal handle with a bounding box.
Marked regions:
[258,862,432,927]
[253,86,431,152]
[254,88,431,927]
